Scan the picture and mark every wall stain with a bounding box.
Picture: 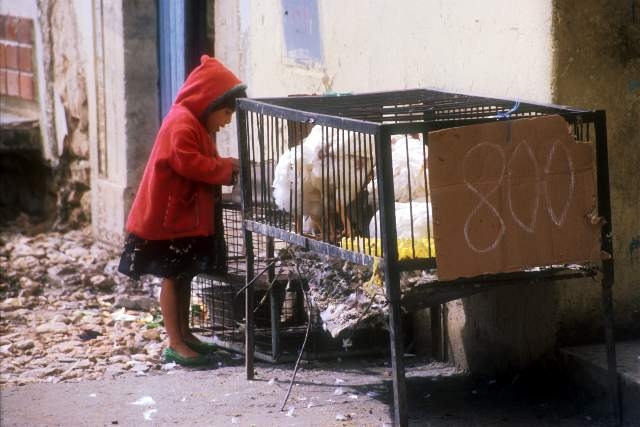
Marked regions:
[630,234,640,263]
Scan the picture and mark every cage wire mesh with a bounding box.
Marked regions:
[189,200,387,361]
[233,89,603,340]
[234,89,613,427]
[197,89,599,360]
[238,89,594,267]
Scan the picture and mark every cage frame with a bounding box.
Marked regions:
[236,88,619,427]
[191,199,389,363]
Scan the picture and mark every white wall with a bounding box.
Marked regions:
[215,0,553,100]
[214,0,554,157]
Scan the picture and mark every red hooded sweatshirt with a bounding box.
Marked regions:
[125,56,244,240]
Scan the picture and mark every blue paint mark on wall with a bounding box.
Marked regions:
[282,0,323,67]
[158,0,186,120]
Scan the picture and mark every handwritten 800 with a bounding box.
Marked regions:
[462,140,576,254]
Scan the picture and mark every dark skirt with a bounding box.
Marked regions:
[117,233,227,283]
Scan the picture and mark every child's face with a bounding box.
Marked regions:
[205,108,235,133]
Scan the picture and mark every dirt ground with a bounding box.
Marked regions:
[0,226,620,426]
[1,350,613,427]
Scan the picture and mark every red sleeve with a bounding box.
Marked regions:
[168,126,234,185]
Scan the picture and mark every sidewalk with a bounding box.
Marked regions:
[0,352,620,427]
[560,339,640,426]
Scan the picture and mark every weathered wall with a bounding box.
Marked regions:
[218,0,554,98]
[0,1,52,154]
[87,0,159,245]
[552,0,640,338]
[214,0,638,376]
[0,0,91,228]
[37,0,91,228]
[0,3,50,226]
[214,0,555,157]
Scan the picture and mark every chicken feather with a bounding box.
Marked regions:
[272,125,375,238]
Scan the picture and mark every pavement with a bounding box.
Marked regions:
[2,341,638,427]
[560,339,640,426]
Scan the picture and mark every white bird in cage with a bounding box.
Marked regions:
[363,134,434,258]
[368,201,433,240]
[272,125,375,238]
[366,133,429,204]
[272,128,324,231]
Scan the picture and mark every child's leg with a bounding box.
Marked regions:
[160,278,200,357]
[177,278,199,342]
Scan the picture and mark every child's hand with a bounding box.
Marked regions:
[231,158,240,185]
[231,158,240,174]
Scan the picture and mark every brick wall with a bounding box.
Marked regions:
[0,15,35,101]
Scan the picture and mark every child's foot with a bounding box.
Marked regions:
[163,347,209,366]
[168,341,201,359]
[183,333,218,354]
[185,339,217,354]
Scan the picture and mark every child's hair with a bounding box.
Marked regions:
[200,84,247,122]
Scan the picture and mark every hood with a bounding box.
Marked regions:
[174,55,245,118]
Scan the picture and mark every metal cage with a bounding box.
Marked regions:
[236,89,618,426]
[190,200,388,362]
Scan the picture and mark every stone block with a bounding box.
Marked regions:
[19,72,33,100]
[16,18,32,44]
[4,43,17,69]
[4,16,18,41]
[18,45,32,72]
[6,69,18,96]
[0,69,5,95]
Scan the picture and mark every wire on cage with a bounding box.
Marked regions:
[279,248,313,412]
[253,272,286,314]
[496,101,520,119]
[234,258,278,298]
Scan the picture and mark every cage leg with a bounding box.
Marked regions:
[245,231,255,380]
[245,280,255,379]
[388,295,408,427]
[601,267,621,426]
[270,282,282,362]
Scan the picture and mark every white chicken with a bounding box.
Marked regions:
[368,201,433,240]
[272,132,324,232]
[365,133,435,257]
[366,133,429,205]
[272,125,375,239]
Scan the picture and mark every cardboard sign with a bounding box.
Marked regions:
[428,115,600,281]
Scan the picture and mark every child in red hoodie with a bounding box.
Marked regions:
[118,55,246,366]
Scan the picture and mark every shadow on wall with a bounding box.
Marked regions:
[0,148,56,226]
[457,284,561,377]
[552,0,640,338]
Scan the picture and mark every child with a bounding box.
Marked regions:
[118,55,246,366]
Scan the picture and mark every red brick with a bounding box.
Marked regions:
[16,18,33,44]
[0,70,6,95]
[5,43,17,69]
[0,44,5,68]
[0,16,6,40]
[19,72,34,100]
[6,69,19,96]
[18,45,32,72]
[5,17,18,41]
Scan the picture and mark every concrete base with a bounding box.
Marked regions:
[560,340,640,426]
